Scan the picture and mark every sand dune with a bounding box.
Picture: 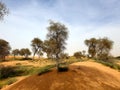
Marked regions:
[2,61,120,90]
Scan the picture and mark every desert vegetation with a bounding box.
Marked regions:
[0,1,120,90]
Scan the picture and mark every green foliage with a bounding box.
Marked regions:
[15,65,40,76]
[0,65,18,79]
[12,49,20,59]
[38,65,55,75]
[19,48,31,58]
[0,39,11,60]
[46,20,68,69]
[0,78,17,89]
[0,65,40,79]
[5,78,17,85]
[85,37,113,60]
[95,60,120,70]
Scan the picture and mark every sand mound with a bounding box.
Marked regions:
[3,61,120,90]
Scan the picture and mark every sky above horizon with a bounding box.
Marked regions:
[0,0,120,56]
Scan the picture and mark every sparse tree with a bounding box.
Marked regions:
[85,38,98,58]
[0,1,9,20]
[84,37,113,60]
[0,39,11,60]
[97,37,113,60]
[31,38,43,60]
[12,49,19,59]
[20,48,31,58]
[47,20,68,69]
[74,51,82,59]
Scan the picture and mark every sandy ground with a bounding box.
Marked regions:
[72,61,120,81]
[2,61,120,90]
[0,60,55,67]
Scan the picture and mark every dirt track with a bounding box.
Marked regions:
[2,61,120,90]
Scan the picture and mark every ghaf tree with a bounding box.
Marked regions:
[19,48,31,58]
[0,39,11,60]
[12,49,20,59]
[46,20,68,69]
[31,38,43,60]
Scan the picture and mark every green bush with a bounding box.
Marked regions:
[5,78,17,85]
[38,65,55,75]
[0,65,19,79]
[0,65,40,79]
[0,78,17,89]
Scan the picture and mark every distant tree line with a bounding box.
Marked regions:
[12,48,31,59]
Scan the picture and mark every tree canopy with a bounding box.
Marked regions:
[85,37,113,60]
[19,48,31,58]
[0,1,9,20]
[31,38,43,60]
[12,49,20,59]
[0,39,11,60]
[46,20,68,69]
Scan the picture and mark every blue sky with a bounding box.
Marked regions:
[0,0,120,56]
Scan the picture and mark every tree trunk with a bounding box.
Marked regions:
[33,51,36,60]
[14,55,15,60]
[33,53,35,60]
[56,54,60,70]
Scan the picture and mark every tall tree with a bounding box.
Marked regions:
[85,38,98,58]
[85,37,113,60]
[47,20,68,69]
[0,39,11,60]
[31,38,43,60]
[0,1,9,20]
[19,48,31,58]
[12,49,19,59]
[97,37,113,60]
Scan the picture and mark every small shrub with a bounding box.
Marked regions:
[0,65,34,79]
[5,78,17,85]
[38,65,55,75]
[0,78,17,89]
[38,68,50,75]
[58,66,69,72]
[0,65,16,79]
